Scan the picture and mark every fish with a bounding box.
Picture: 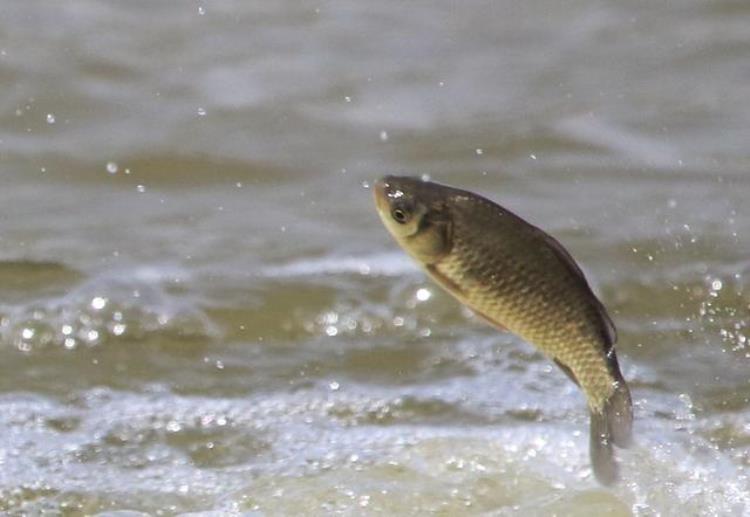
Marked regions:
[373,175,633,485]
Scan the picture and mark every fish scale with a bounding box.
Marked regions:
[374,175,633,485]
[438,239,614,407]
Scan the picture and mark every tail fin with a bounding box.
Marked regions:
[589,408,618,485]
[608,378,633,449]
[589,380,633,485]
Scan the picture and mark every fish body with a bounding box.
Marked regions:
[373,175,632,485]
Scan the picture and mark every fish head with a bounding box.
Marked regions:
[373,175,453,264]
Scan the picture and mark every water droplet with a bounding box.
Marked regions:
[325,325,338,336]
[475,148,483,155]
[21,328,34,340]
[235,181,243,188]
[530,154,538,160]
[197,107,206,116]
[91,297,107,310]
[379,130,389,142]
[124,168,131,175]
[421,174,431,182]
[361,180,370,189]
[61,325,73,336]
[329,380,340,391]
[711,279,723,291]
[438,81,445,87]
[344,96,352,103]
[416,288,432,302]
[106,161,118,174]
[136,185,146,193]
[46,113,55,124]
[197,6,205,15]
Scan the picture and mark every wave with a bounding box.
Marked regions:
[261,251,418,278]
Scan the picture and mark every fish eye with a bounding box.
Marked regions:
[391,207,410,224]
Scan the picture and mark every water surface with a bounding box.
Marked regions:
[1,1,749,515]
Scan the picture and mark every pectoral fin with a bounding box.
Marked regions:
[469,308,509,332]
[425,264,465,297]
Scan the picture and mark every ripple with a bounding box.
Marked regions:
[0,267,218,353]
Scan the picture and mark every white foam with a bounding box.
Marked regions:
[262,252,418,278]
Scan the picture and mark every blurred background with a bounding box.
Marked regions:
[1,1,748,515]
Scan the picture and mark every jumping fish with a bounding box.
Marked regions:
[373,175,633,485]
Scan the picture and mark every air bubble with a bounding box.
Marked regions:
[106,162,118,174]
[46,113,55,124]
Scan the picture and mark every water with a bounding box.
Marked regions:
[1,1,749,515]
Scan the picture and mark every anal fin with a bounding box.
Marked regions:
[554,358,580,387]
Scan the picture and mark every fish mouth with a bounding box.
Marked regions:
[372,177,391,213]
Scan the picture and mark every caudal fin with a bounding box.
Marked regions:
[608,379,633,449]
[589,379,633,485]
[590,408,618,485]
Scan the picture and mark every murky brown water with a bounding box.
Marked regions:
[1,1,749,515]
